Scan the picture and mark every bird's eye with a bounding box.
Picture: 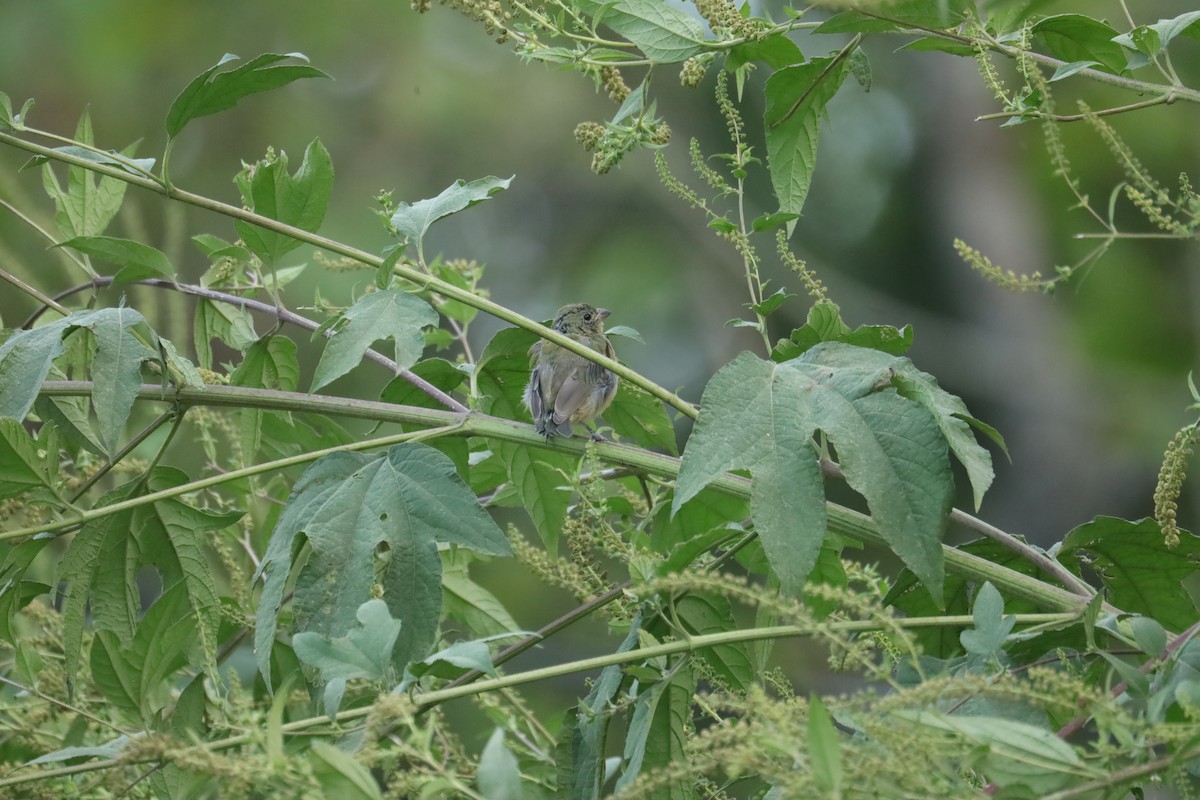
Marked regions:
[583,313,593,321]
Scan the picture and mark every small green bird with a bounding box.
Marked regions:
[524,303,619,439]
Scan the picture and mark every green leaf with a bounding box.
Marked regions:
[234,138,333,265]
[0,324,69,423]
[605,381,678,454]
[0,92,34,131]
[34,394,104,456]
[1031,15,1127,74]
[808,696,842,796]
[573,0,708,63]
[772,299,913,361]
[892,711,1085,795]
[86,305,157,455]
[309,742,382,800]
[675,344,955,597]
[615,664,696,796]
[477,327,579,556]
[380,358,467,411]
[677,593,753,691]
[311,289,438,391]
[477,730,524,800]
[193,298,258,370]
[166,52,330,139]
[40,111,130,239]
[254,443,511,688]
[898,36,976,56]
[230,335,300,460]
[442,553,520,637]
[407,638,500,682]
[751,213,800,234]
[765,55,852,235]
[390,176,512,251]
[1059,517,1200,630]
[1149,11,1200,49]
[815,1,972,34]
[1050,60,1101,82]
[90,582,200,723]
[0,418,57,501]
[0,539,51,642]
[751,287,796,316]
[1129,616,1167,656]
[56,235,175,285]
[294,599,403,715]
[959,582,1015,658]
[727,33,804,71]
[604,324,644,344]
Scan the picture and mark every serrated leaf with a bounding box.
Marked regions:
[0,539,51,642]
[230,335,299,460]
[477,327,578,556]
[40,111,130,240]
[87,305,157,455]
[390,176,512,250]
[677,593,753,691]
[408,638,498,682]
[772,300,913,362]
[675,344,955,597]
[442,554,520,637]
[1059,517,1200,630]
[0,323,69,422]
[380,358,467,411]
[234,138,333,265]
[478,729,524,800]
[56,235,174,285]
[90,582,199,723]
[311,289,437,391]
[752,288,796,316]
[765,55,851,235]
[573,0,707,63]
[615,664,696,796]
[166,52,330,139]
[254,443,511,688]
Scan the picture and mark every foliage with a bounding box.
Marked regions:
[1,2,1200,798]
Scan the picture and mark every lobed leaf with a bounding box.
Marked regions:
[311,288,438,391]
[234,138,333,265]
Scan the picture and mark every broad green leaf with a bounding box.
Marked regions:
[136,469,241,675]
[87,305,156,455]
[380,358,467,410]
[30,145,155,178]
[605,381,678,454]
[1130,615,1167,656]
[90,582,199,723]
[615,664,696,796]
[294,599,403,715]
[675,344,955,597]
[442,553,520,637]
[390,176,512,251]
[56,235,175,285]
[815,0,972,34]
[1050,60,1102,81]
[254,443,511,688]
[407,638,499,682]
[898,36,975,56]
[0,324,69,422]
[893,711,1088,794]
[573,0,707,62]
[478,729,524,800]
[40,111,129,240]
[311,289,438,391]
[149,675,212,799]
[772,299,913,361]
[808,696,842,796]
[193,298,258,370]
[1059,517,1200,630]
[477,326,578,556]
[1149,11,1200,49]
[230,335,299,460]
[765,55,851,235]
[1031,15,1127,75]
[604,324,644,344]
[727,33,804,71]
[34,394,104,456]
[309,742,382,800]
[27,735,132,766]
[166,52,330,139]
[0,418,56,501]
[677,593,753,691]
[157,336,206,390]
[959,582,1015,658]
[234,138,333,265]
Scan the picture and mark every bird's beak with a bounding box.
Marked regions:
[597,308,612,320]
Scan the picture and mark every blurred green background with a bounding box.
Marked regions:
[2,1,1199,695]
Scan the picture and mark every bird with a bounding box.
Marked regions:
[523,303,619,439]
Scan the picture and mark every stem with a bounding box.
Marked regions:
[24,381,1091,613]
[25,275,469,413]
[975,94,1174,123]
[68,409,176,502]
[0,129,696,420]
[0,266,71,317]
[0,612,1079,791]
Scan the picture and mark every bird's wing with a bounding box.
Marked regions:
[551,370,591,424]
[524,366,544,419]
